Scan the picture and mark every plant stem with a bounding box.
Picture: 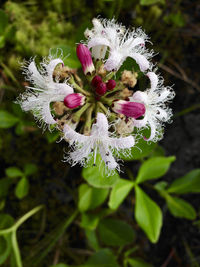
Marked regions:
[0,205,44,235]
[72,103,91,122]
[84,104,94,135]
[12,231,22,267]
[69,76,91,96]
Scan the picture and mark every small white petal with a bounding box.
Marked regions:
[99,145,118,170]
[64,124,90,144]
[28,61,46,88]
[88,37,110,50]
[147,72,158,91]
[110,136,135,149]
[104,51,124,71]
[130,53,150,72]
[130,91,148,104]
[144,120,156,141]
[54,83,74,95]
[123,37,145,49]
[46,58,64,81]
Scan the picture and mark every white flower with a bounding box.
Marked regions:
[85,18,153,72]
[130,72,175,142]
[63,112,135,171]
[18,57,74,125]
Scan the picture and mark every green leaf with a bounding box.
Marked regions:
[108,179,134,210]
[126,258,153,267]
[0,10,8,35]
[86,249,120,267]
[140,0,165,6]
[0,178,12,198]
[98,218,136,247]
[0,235,12,265]
[45,130,60,143]
[0,214,14,265]
[51,45,81,68]
[80,213,100,230]
[0,111,19,128]
[15,177,29,199]
[24,163,37,176]
[167,169,200,194]
[5,167,23,178]
[165,195,196,220]
[0,214,14,229]
[136,156,175,184]
[85,229,100,251]
[154,181,168,192]
[78,184,109,212]
[135,186,162,243]
[82,154,120,188]
[119,129,156,161]
[0,36,5,49]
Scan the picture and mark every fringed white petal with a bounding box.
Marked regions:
[110,135,135,149]
[88,37,110,50]
[91,45,107,59]
[92,113,109,135]
[104,51,124,71]
[28,61,46,88]
[54,83,74,95]
[133,115,148,128]
[130,53,150,72]
[99,145,118,170]
[147,72,158,91]
[69,146,91,166]
[123,37,145,49]
[130,91,148,104]
[144,120,156,141]
[46,58,64,81]
[63,124,90,144]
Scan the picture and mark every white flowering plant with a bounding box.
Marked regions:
[9,17,199,267]
[17,17,175,175]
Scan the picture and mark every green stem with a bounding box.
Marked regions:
[69,76,91,96]
[84,104,94,134]
[72,103,91,122]
[103,71,115,82]
[12,231,22,267]
[0,205,44,235]
[97,102,108,114]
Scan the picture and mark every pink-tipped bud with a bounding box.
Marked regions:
[112,100,145,119]
[106,79,116,91]
[95,82,107,96]
[76,44,95,75]
[91,75,102,87]
[64,93,85,109]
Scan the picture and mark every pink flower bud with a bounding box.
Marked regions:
[64,93,85,109]
[91,75,102,87]
[76,44,95,75]
[112,100,145,119]
[106,79,116,91]
[95,82,107,96]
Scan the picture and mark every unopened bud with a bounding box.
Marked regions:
[64,93,85,109]
[95,82,107,96]
[76,44,95,75]
[112,100,145,119]
[106,79,116,91]
[91,75,102,87]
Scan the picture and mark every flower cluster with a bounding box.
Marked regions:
[17,18,175,173]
